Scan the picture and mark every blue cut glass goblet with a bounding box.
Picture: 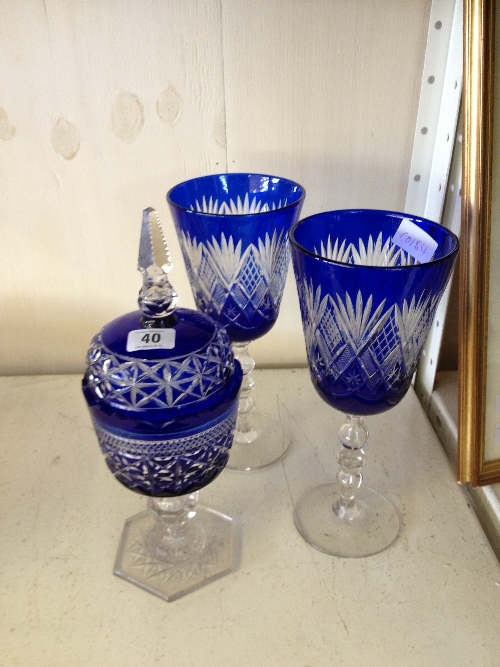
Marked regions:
[168,173,305,471]
[291,209,459,557]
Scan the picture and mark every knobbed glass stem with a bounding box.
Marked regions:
[232,342,258,444]
[146,493,203,560]
[335,416,368,521]
[293,412,399,557]
[225,342,289,470]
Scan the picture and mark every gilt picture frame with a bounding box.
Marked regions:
[460,0,500,484]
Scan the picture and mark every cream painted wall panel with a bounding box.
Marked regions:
[222,0,432,367]
[0,0,225,374]
[0,0,432,374]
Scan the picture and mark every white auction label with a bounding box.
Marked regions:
[126,328,176,352]
[392,217,438,263]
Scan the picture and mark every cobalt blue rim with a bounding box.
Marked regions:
[290,208,459,270]
[167,172,306,217]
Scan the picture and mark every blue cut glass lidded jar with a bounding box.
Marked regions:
[82,208,243,602]
[83,307,241,496]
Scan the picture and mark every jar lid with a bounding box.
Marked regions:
[85,307,234,412]
[83,208,236,414]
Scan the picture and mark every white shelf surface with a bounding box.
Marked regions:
[1,369,500,667]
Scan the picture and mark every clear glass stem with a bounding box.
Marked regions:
[146,492,203,560]
[334,415,368,521]
[232,342,257,444]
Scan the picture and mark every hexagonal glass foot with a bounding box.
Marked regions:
[114,495,234,602]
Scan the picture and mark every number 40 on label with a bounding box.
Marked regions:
[126,328,176,352]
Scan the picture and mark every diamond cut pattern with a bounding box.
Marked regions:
[178,231,289,328]
[299,279,440,398]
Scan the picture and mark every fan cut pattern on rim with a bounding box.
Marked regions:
[85,328,234,410]
[298,279,439,396]
[94,408,237,496]
[178,230,290,329]
[190,194,288,215]
[316,233,419,267]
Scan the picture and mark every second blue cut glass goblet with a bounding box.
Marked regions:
[168,173,305,471]
[291,209,459,557]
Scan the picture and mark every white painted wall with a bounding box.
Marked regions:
[0,0,431,374]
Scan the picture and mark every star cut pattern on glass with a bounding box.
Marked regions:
[85,328,233,409]
[114,507,234,601]
[298,279,439,396]
[94,409,237,495]
[179,230,289,326]
[125,524,225,584]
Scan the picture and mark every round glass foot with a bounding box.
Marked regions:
[226,411,289,471]
[114,504,234,602]
[294,483,400,558]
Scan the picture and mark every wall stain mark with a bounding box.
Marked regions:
[112,91,144,143]
[51,117,80,159]
[0,108,16,141]
[157,85,182,125]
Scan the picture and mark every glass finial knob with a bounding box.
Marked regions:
[137,207,178,323]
